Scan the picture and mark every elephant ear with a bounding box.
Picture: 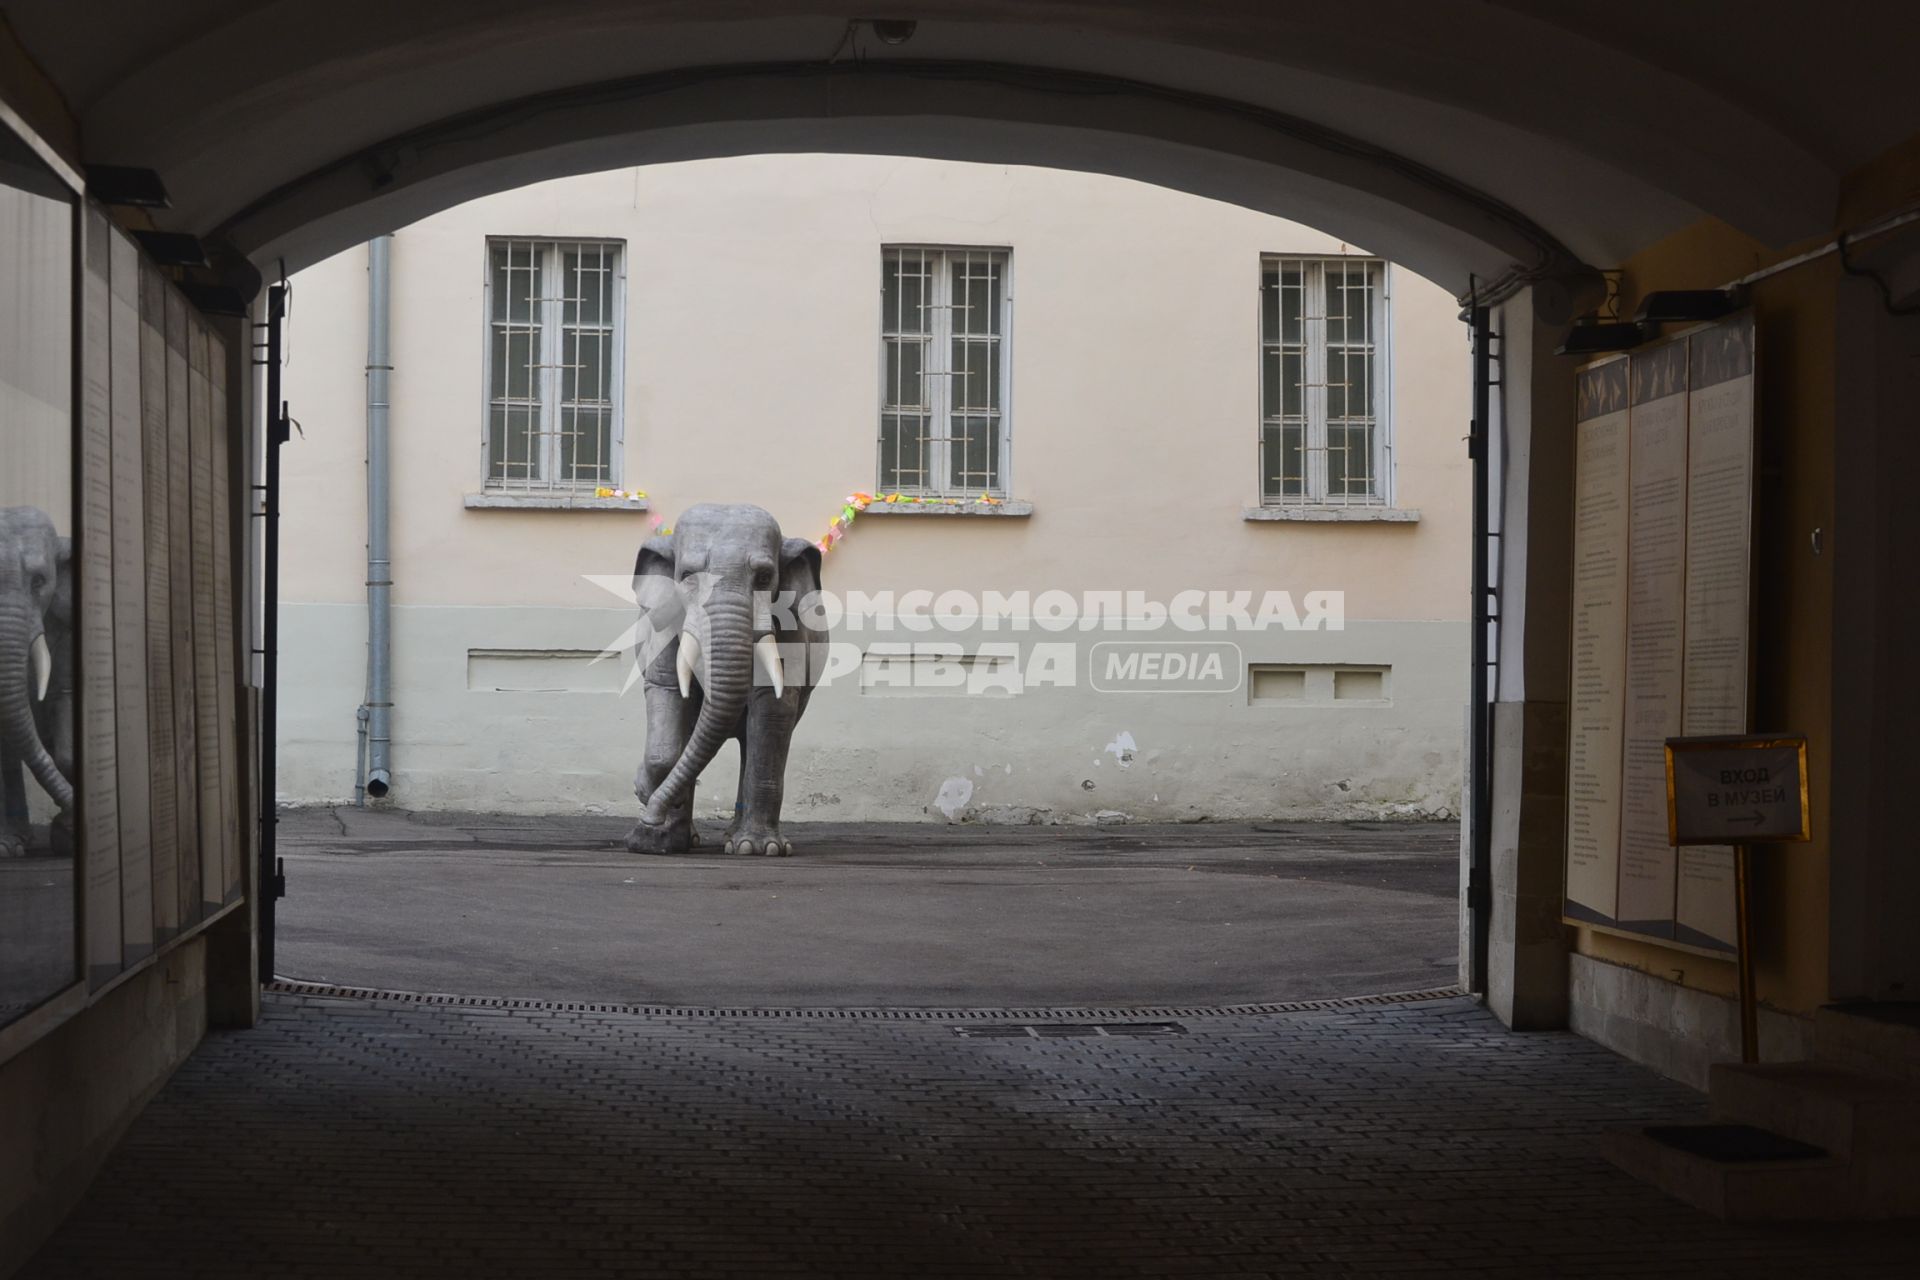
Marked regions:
[630,532,683,680]
[632,533,675,610]
[633,533,673,582]
[779,536,822,600]
[49,536,73,622]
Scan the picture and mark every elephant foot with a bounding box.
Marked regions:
[723,823,791,857]
[625,815,693,856]
[0,822,26,859]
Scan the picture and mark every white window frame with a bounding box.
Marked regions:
[877,245,1014,497]
[1258,255,1393,507]
[481,236,626,492]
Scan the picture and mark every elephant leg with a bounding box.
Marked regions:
[627,682,698,855]
[2,752,24,821]
[725,692,797,856]
[1,753,26,857]
[721,737,752,845]
[41,700,72,854]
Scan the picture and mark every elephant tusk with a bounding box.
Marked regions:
[675,631,699,698]
[755,633,784,699]
[30,633,51,702]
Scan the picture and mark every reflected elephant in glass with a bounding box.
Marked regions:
[0,506,74,858]
[624,504,825,856]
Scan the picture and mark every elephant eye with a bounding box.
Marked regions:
[29,572,46,593]
[753,567,773,589]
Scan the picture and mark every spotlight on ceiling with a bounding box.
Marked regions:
[1554,317,1650,357]
[84,164,171,208]
[868,18,918,45]
[1633,289,1737,324]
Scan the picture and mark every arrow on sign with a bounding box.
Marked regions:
[1728,810,1764,826]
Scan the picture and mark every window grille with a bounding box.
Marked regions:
[484,238,622,491]
[1260,256,1389,505]
[879,246,1010,496]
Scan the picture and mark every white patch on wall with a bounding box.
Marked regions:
[933,776,974,822]
[1103,731,1138,768]
[467,649,627,693]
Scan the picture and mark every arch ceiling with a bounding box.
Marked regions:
[4,0,1913,296]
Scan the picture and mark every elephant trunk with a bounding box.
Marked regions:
[0,602,71,812]
[642,593,754,824]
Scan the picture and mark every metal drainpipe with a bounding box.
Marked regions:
[363,235,394,800]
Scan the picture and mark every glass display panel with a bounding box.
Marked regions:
[0,125,78,1026]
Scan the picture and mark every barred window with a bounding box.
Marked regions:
[1260,256,1389,505]
[880,247,1010,496]
[484,238,622,491]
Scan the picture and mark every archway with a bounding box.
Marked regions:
[266,152,1472,1010]
[8,6,1920,1267]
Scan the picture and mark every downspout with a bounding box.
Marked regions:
[362,234,394,800]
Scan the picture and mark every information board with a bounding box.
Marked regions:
[1562,313,1757,955]
[1564,357,1629,921]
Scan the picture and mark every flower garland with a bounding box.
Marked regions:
[630,489,1003,546]
[815,491,1003,553]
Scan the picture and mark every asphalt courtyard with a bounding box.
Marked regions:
[272,808,1461,1005]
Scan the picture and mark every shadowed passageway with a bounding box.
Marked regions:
[23,993,1915,1278]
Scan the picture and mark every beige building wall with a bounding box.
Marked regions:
[279,155,1468,822]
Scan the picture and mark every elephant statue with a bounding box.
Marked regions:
[0,506,74,858]
[624,503,824,857]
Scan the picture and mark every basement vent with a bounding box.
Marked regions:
[859,646,1016,697]
[1247,662,1392,706]
[466,648,626,693]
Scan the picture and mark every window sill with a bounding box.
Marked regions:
[1242,505,1420,523]
[464,492,650,512]
[861,499,1033,518]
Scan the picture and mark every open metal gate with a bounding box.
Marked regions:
[1465,304,1500,999]
[254,282,290,978]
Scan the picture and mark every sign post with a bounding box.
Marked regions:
[1664,734,1811,1063]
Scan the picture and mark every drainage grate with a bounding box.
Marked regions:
[264,978,1464,1022]
[953,1021,1187,1039]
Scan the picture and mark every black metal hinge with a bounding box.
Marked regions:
[1467,866,1491,913]
[268,856,287,901]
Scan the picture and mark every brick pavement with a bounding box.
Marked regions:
[21,993,1915,1278]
